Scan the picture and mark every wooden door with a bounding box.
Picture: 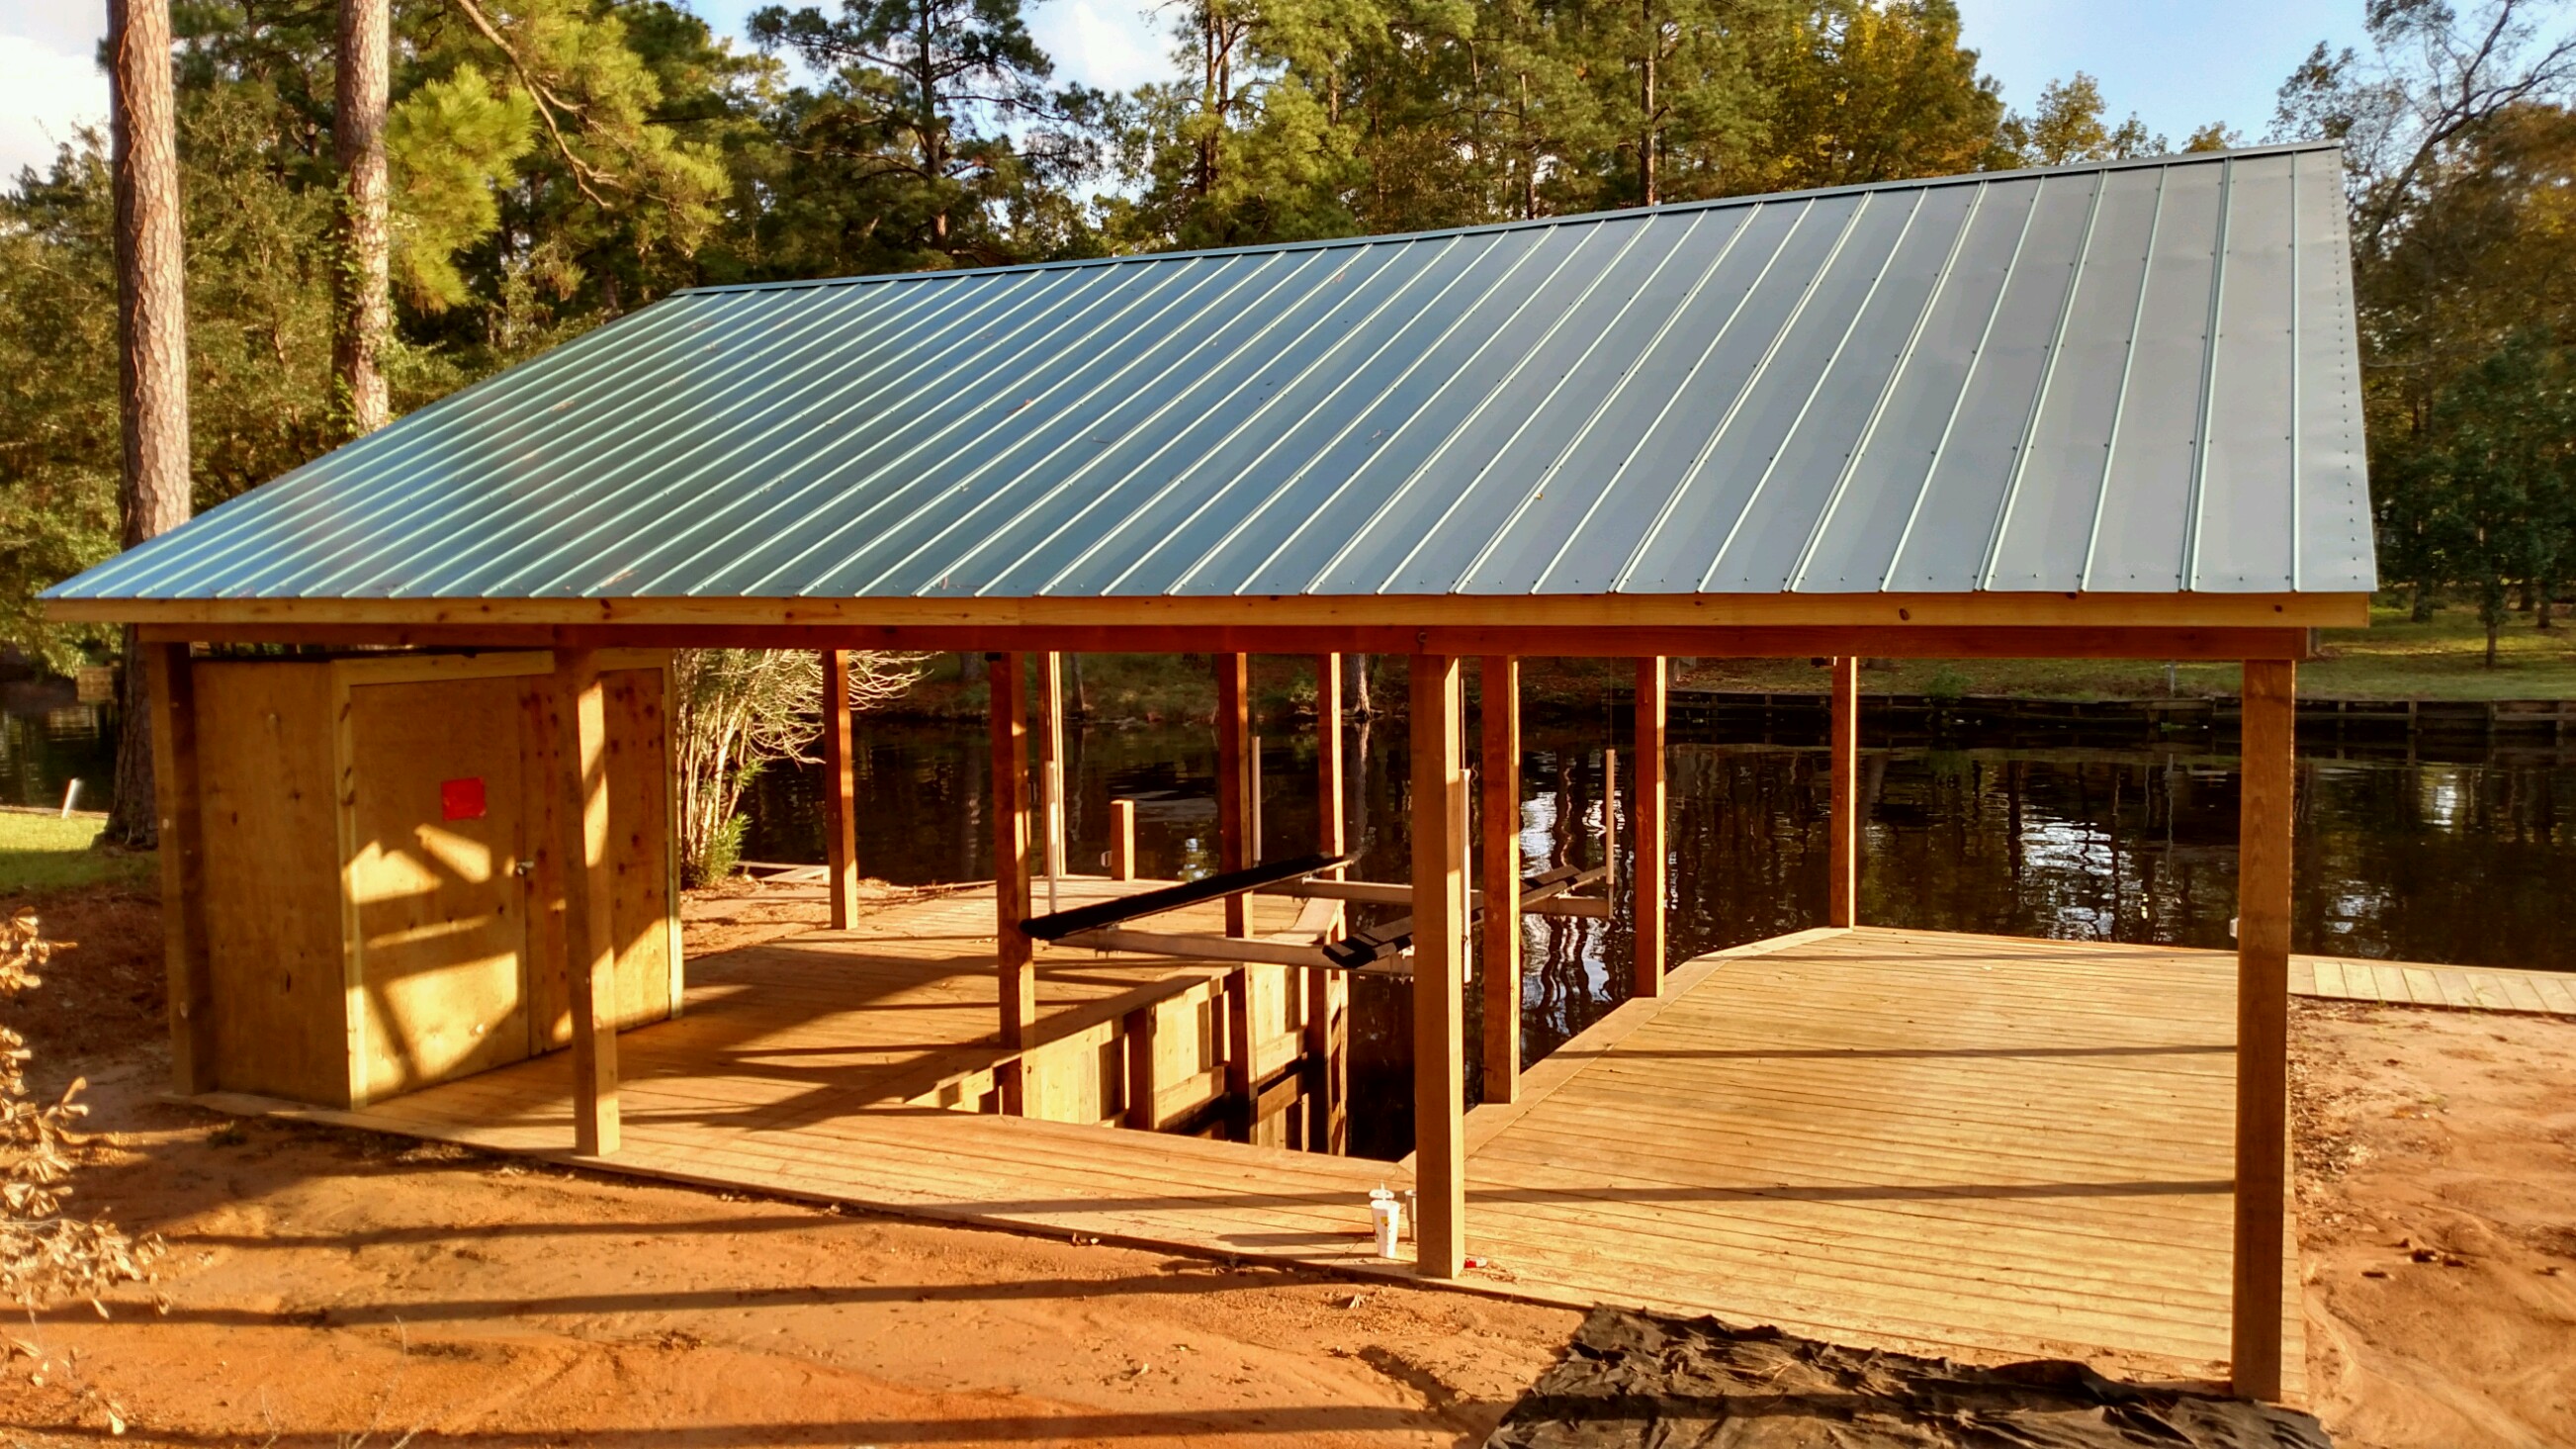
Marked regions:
[344,672,535,1100]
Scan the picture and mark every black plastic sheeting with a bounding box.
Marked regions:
[1486,1309,2333,1449]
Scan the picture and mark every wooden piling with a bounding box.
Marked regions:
[1632,658,1667,999]
[145,642,215,1095]
[1829,656,1860,928]
[1479,656,1521,1103]
[989,653,1034,1113]
[1214,654,1254,1136]
[554,648,620,1156]
[1411,653,1467,1278]
[1109,798,1136,881]
[2232,658,2295,1400]
[823,649,860,930]
[1306,653,1349,1152]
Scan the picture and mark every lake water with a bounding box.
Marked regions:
[9,685,2562,1144]
[746,711,2576,1158]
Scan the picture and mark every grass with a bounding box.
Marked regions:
[0,810,153,896]
[1522,608,2576,703]
[866,604,2576,719]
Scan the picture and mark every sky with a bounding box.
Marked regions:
[1,1,2374,185]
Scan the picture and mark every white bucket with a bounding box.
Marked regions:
[1369,1189,1403,1258]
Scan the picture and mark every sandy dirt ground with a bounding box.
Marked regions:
[0,881,2568,1447]
[2292,1001,2576,1448]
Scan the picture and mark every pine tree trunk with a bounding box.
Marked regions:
[333,0,392,437]
[105,0,192,850]
[1638,0,1656,206]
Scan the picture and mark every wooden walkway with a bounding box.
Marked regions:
[197,892,2329,1394]
[2293,953,2576,1017]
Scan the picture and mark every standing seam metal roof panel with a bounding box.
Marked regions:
[45,142,2375,605]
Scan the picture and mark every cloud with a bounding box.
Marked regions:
[0,32,109,184]
[1029,0,1168,94]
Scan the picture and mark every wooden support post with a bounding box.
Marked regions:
[1479,657,1521,1104]
[1109,798,1136,881]
[1039,652,1067,912]
[2232,658,2296,1401]
[145,643,214,1095]
[1215,654,1251,935]
[554,648,621,1156]
[1213,654,1255,1140]
[1122,1001,1160,1131]
[1410,653,1467,1278]
[822,649,860,930]
[989,653,1035,1114]
[1828,656,1860,928]
[1602,747,1618,884]
[1305,654,1349,1153]
[1632,657,1667,999]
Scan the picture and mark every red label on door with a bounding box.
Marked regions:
[440,776,488,821]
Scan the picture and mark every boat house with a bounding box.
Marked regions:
[45,141,2371,1402]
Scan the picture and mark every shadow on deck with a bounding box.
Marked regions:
[191,886,2301,1398]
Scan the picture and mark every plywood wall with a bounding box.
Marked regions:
[193,662,350,1105]
[183,650,679,1110]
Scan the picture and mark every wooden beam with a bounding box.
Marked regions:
[1039,652,1067,909]
[1410,653,1467,1278]
[1307,653,1349,1153]
[1108,798,1136,881]
[1060,927,1332,969]
[989,653,1035,1113]
[1213,654,1255,1139]
[822,649,860,930]
[1479,656,1522,1104]
[144,643,214,1095]
[131,619,2322,662]
[553,648,620,1156]
[68,587,2370,631]
[2232,658,2296,1401]
[1632,657,1667,999]
[1828,656,1860,928]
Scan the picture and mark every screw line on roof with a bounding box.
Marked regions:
[1046,235,1476,599]
[763,251,1293,599]
[1461,206,1759,594]
[1792,180,1993,591]
[1976,170,2109,592]
[405,275,968,600]
[1610,193,1870,595]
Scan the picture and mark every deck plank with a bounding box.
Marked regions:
[193,892,2358,1401]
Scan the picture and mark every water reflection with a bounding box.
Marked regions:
[745,716,2576,1158]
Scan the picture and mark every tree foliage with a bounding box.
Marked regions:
[14,0,2513,680]
[2276,0,2576,650]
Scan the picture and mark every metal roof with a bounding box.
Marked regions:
[48,142,2372,608]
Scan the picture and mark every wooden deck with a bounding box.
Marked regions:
[2294,952,2576,1017]
[196,888,2310,1395]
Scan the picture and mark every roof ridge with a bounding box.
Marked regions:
[674,141,2346,299]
